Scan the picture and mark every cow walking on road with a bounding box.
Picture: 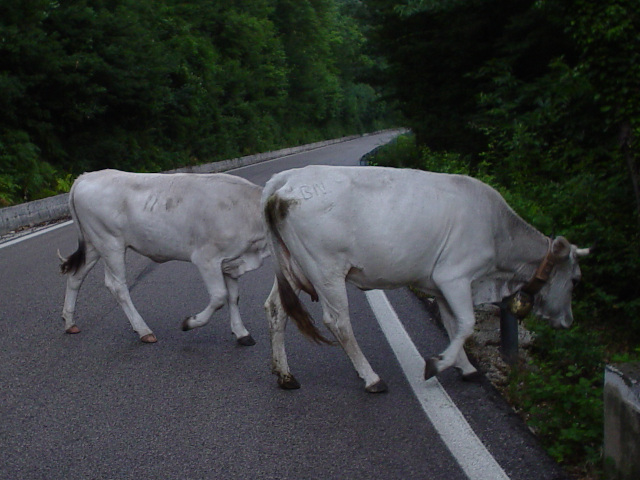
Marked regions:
[60,169,269,345]
[262,165,589,392]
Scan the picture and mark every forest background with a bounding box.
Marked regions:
[0,0,393,204]
[2,1,639,478]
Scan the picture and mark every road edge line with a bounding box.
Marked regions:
[365,289,510,480]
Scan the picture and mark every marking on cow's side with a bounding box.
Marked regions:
[144,196,159,212]
[299,182,327,200]
[365,290,510,480]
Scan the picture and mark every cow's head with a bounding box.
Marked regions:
[534,237,589,328]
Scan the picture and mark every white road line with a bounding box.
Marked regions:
[0,220,73,249]
[365,289,510,480]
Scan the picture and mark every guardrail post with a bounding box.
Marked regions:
[604,363,640,480]
[497,300,519,364]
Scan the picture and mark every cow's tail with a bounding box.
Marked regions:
[59,178,87,275]
[264,193,334,345]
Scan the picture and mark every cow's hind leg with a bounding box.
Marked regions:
[320,280,386,393]
[425,281,476,380]
[264,278,299,389]
[102,251,156,342]
[61,243,100,334]
[224,275,254,346]
[436,298,480,381]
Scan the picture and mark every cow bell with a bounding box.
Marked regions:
[507,291,534,318]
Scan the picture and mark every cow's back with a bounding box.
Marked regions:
[72,170,265,263]
[263,166,507,289]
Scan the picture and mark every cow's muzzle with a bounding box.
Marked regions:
[543,311,574,329]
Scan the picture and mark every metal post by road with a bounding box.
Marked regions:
[498,300,519,365]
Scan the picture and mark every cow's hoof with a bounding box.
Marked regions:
[181,317,193,331]
[365,379,388,393]
[237,335,256,347]
[65,325,81,334]
[461,371,483,382]
[141,334,157,343]
[424,357,440,380]
[278,374,301,390]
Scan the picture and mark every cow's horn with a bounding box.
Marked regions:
[576,240,597,257]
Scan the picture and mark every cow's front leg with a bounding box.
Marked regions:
[265,279,299,389]
[103,253,156,343]
[182,260,226,332]
[224,275,255,346]
[435,298,480,381]
[425,281,476,380]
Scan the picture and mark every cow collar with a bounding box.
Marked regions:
[506,238,555,318]
[522,238,556,296]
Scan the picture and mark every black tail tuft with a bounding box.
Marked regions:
[276,273,335,346]
[60,241,86,275]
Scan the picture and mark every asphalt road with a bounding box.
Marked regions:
[0,132,568,480]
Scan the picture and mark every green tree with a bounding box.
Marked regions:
[273,0,343,137]
[0,0,389,203]
[566,0,640,225]
[366,0,534,157]
[0,0,69,202]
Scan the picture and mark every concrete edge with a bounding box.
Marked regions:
[605,363,640,413]
[0,130,401,235]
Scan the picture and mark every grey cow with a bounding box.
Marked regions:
[262,165,589,392]
[60,169,269,344]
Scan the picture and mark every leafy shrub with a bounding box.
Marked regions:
[0,130,63,204]
[366,133,420,168]
[508,320,604,475]
[0,174,19,207]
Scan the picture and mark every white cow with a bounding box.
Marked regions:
[262,165,589,392]
[60,169,269,345]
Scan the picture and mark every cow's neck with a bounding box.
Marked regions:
[495,209,550,288]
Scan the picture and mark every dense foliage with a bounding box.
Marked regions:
[368,0,640,336]
[0,0,390,205]
[366,0,639,476]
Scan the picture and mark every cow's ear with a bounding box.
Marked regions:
[552,236,571,260]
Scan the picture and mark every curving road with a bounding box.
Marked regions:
[0,132,567,480]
